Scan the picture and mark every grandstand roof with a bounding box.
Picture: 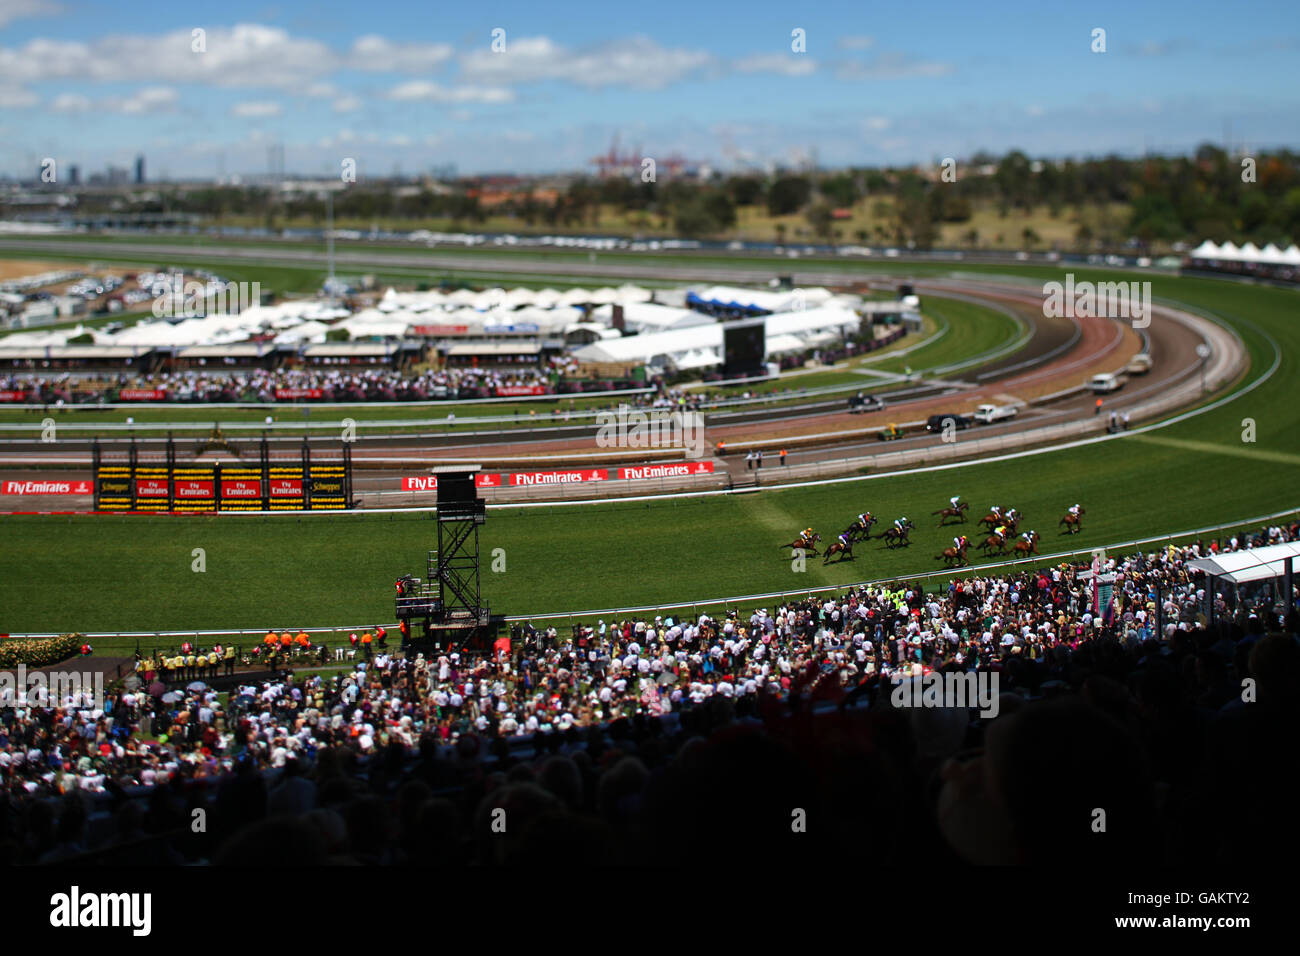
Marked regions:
[571,305,860,369]
[1186,541,1300,584]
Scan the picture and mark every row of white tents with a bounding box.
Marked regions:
[0,285,877,367]
[1188,241,1300,265]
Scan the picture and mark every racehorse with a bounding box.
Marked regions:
[1012,531,1040,557]
[935,541,969,567]
[823,538,855,564]
[978,509,1019,533]
[932,502,969,526]
[977,533,1009,555]
[881,520,915,549]
[1059,506,1086,534]
[844,513,877,541]
[782,532,821,554]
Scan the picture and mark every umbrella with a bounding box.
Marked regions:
[161,691,183,703]
[186,681,207,691]
[148,681,165,697]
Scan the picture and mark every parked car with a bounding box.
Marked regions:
[848,392,884,413]
[1090,373,1124,394]
[1125,353,1152,375]
[973,403,1018,424]
[926,413,972,432]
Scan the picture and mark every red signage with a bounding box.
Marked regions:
[494,386,547,397]
[269,479,304,497]
[0,390,28,402]
[509,469,607,486]
[618,462,715,480]
[221,480,261,498]
[119,388,166,401]
[174,479,214,499]
[274,388,323,400]
[135,479,169,497]
[2,479,92,495]
[403,474,501,491]
[411,325,470,336]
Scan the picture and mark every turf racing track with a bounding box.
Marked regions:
[0,255,1295,638]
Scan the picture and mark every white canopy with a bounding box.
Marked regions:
[1186,541,1300,585]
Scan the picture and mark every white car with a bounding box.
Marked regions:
[973,403,1018,424]
[1090,372,1124,394]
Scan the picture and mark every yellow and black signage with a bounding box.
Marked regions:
[92,443,352,512]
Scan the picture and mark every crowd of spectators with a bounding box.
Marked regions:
[0,363,575,405]
[1,520,1296,866]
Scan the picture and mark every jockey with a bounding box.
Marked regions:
[950,495,961,510]
[857,512,871,528]
[894,516,909,533]
[801,527,815,544]
[994,524,1008,544]
[953,535,967,550]
[990,505,1003,519]
[1006,508,1019,523]
[1068,504,1081,517]
[838,532,852,548]
[1021,530,1035,542]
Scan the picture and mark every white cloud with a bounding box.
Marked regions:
[460,35,712,90]
[231,100,282,118]
[733,53,816,76]
[836,52,954,80]
[349,34,453,73]
[863,116,891,131]
[0,84,38,107]
[837,35,876,51]
[0,24,337,92]
[333,95,362,113]
[387,80,513,104]
[114,86,178,113]
[51,91,90,112]
[0,0,62,29]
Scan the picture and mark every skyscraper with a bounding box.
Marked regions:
[134,154,145,184]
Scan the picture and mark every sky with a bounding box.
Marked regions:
[2,0,1298,180]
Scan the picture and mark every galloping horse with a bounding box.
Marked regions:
[935,541,969,567]
[881,520,915,549]
[1012,531,1040,557]
[823,538,855,564]
[932,502,969,526]
[979,509,1020,533]
[1059,506,1086,534]
[977,533,1009,555]
[844,513,877,541]
[782,532,821,554]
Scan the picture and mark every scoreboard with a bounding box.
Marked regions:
[93,444,353,512]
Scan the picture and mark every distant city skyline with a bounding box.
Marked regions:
[2,0,1298,180]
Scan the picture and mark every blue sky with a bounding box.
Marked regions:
[2,0,1297,180]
